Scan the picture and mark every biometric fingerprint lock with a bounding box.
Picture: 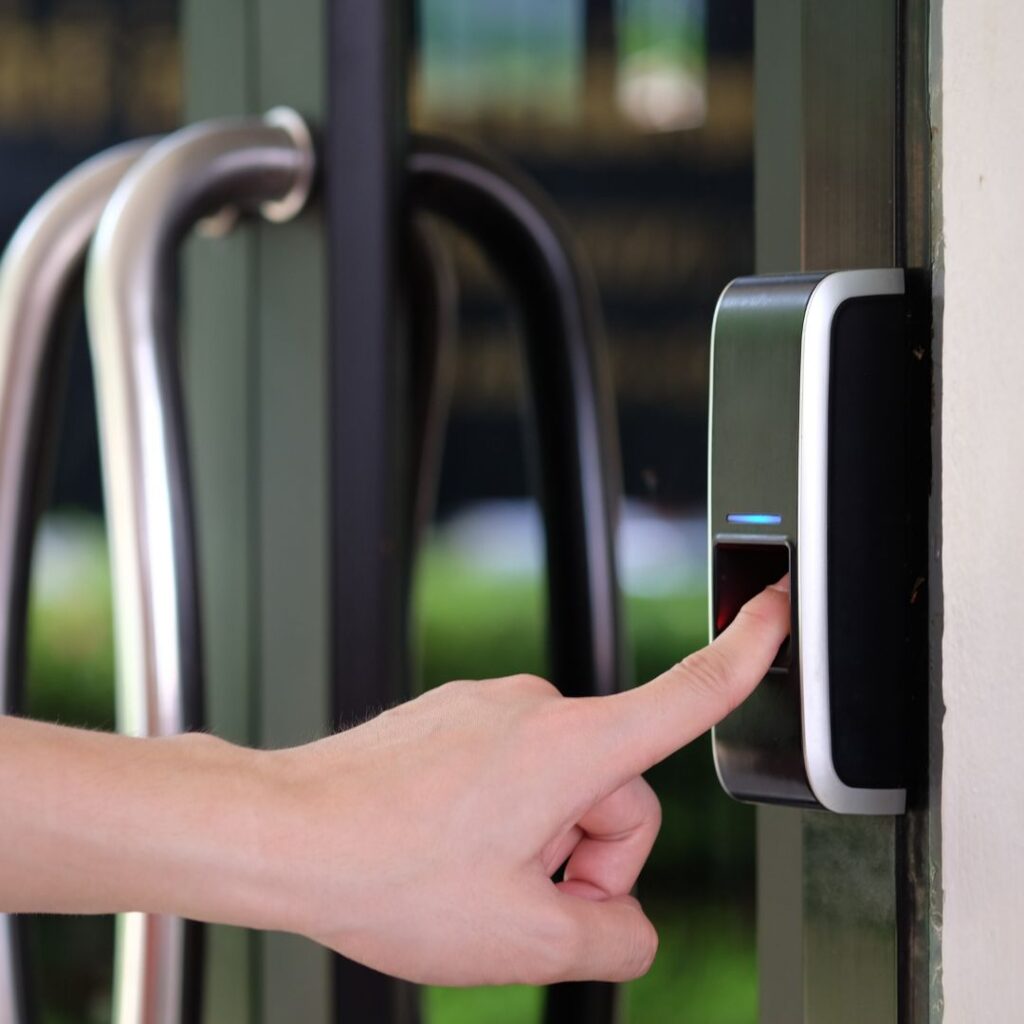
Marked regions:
[708,269,909,815]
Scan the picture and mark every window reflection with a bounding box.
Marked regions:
[617,0,707,131]
[419,0,584,122]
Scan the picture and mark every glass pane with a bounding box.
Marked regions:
[410,1,756,1021]
[0,2,182,1019]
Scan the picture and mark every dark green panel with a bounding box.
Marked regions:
[803,814,897,1022]
[801,2,897,270]
[754,0,802,275]
[752,2,933,1023]
[182,0,331,1020]
[181,5,259,1023]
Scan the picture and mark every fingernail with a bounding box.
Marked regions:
[770,573,791,593]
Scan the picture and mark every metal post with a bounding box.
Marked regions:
[327,1,418,1021]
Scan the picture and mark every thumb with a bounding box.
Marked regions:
[549,886,659,982]
[586,575,790,783]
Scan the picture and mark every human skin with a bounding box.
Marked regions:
[0,576,788,986]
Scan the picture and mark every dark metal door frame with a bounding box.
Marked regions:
[754,2,938,1022]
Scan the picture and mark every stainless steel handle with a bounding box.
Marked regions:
[0,140,154,1024]
[85,109,314,1024]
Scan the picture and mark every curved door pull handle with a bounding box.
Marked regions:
[84,108,314,1024]
[0,139,156,1024]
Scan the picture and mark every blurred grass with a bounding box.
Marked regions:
[25,513,756,1024]
[425,902,755,1024]
[25,515,115,730]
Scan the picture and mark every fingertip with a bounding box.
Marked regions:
[556,890,659,982]
[729,576,791,642]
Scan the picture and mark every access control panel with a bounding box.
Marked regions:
[708,269,910,815]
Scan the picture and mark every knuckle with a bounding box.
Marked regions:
[640,782,662,831]
[678,646,741,715]
[532,906,581,984]
[515,673,560,697]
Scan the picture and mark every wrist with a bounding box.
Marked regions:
[125,732,292,932]
[244,739,371,946]
[180,734,311,935]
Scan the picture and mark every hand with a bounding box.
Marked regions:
[0,577,788,989]
[258,576,790,986]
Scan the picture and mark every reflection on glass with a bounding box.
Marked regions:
[419,0,584,122]
[616,0,707,131]
[412,1,754,1020]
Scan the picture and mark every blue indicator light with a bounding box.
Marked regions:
[726,513,782,526]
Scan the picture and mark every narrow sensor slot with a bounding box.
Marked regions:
[726,513,782,525]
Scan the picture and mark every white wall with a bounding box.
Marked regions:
[940,0,1024,1016]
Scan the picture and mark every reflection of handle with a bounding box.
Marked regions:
[86,109,314,1024]
[404,220,457,578]
[409,136,627,1024]
[409,135,627,704]
[0,139,154,1024]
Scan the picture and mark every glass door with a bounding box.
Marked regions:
[406,3,759,1022]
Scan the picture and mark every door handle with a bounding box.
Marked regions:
[84,109,314,1024]
[408,136,627,1024]
[0,139,156,1024]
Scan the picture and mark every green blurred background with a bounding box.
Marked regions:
[24,511,755,1024]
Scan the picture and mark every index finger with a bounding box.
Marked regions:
[587,576,790,784]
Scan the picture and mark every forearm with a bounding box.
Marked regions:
[0,715,289,929]
[0,578,787,986]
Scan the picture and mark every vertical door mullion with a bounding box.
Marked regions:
[327,1,418,1022]
[754,1,933,1022]
[253,0,333,1019]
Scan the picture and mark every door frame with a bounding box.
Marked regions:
[753,2,939,1022]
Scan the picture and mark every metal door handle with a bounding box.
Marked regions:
[85,109,314,1024]
[0,139,156,1024]
[408,136,626,1024]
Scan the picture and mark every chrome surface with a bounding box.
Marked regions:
[86,111,314,1024]
[0,140,153,1024]
[798,268,906,815]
